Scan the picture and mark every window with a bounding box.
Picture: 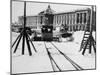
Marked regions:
[77,13,79,24]
[84,13,87,24]
[80,13,82,24]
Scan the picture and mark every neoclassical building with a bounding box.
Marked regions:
[18,5,96,31]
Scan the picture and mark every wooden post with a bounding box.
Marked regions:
[12,1,37,56]
[22,2,26,55]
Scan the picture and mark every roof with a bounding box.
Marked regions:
[54,8,91,15]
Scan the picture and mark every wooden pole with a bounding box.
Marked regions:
[12,1,36,55]
[22,2,26,55]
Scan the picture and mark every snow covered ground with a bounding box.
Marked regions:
[11,31,96,74]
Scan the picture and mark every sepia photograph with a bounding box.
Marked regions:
[11,0,96,74]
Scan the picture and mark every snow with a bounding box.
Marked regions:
[11,31,96,74]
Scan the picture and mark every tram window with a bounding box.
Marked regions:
[77,13,79,24]
[49,15,53,24]
[84,13,87,24]
[48,28,51,32]
[42,28,45,32]
[43,28,45,30]
[80,13,82,24]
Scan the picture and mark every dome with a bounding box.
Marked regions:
[38,5,55,15]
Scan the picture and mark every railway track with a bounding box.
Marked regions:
[44,42,84,71]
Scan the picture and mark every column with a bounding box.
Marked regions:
[63,15,65,24]
[78,13,80,30]
[69,14,71,31]
[58,15,60,25]
[60,15,62,24]
[53,15,55,28]
[36,16,38,29]
[64,15,66,25]
[65,14,67,25]
[67,14,70,31]
[73,14,75,31]
[62,15,63,24]
[59,15,61,25]
[71,14,73,31]
[85,12,88,31]
[56,15,58,25]
[55,15,57,27]
[82,13,84,30]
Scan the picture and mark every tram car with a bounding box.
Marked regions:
[41,25,53,41]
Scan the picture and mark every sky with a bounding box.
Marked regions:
[12,1,92,23]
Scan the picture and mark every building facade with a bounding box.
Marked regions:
[18,5,96,31]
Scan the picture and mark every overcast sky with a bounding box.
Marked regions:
[12,1,92,23]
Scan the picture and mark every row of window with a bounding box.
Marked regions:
[53,12,89,25]
[65,25,86,31]
[18,11,90,26]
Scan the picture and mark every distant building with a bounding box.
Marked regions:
[18,5,96,31]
